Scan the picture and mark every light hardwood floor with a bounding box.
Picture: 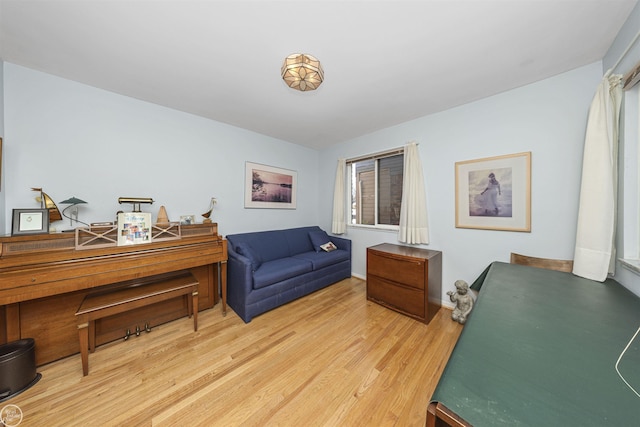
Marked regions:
[7,277,463,426]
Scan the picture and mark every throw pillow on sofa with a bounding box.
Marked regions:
[235,242,263,271]
[319,241,337,252]
[308,230,336,252]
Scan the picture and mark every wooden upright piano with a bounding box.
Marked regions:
[0,223,227,366]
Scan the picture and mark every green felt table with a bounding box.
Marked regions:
[430,262,640,426]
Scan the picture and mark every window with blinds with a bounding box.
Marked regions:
[348,149,404,227]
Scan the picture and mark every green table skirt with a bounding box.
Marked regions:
[431,262,640,426]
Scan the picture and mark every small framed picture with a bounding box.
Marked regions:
[180,215,196,225]
[117,212,152,246]
[12,208,50,235]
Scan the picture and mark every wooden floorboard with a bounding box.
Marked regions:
[7,277,463,426]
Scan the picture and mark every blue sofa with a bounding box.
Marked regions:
[226,226,351,323]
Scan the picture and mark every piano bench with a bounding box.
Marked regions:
[75,271,199,376]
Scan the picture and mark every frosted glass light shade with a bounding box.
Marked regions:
[281,53,324,91]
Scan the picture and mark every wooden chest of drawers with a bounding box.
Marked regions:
[366,243,442,324]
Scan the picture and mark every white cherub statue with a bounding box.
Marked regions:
[447,280,474,324]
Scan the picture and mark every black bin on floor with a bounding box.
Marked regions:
[0,338,41,402]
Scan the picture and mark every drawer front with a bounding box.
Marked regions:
[367,251,425,290]
[367,276,425,318]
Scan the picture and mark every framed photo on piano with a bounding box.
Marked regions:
[12,208,50,235]
[117,212,152,246]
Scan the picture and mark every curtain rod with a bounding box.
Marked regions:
[346,148,403,165]
[605,28,640,78]
[345,142,419,165]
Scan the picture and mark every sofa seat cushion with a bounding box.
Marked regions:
[253,257,313,289]
[292,250,350,270]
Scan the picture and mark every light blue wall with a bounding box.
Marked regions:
[2,63,321,237]
[3,48,639,302]
[319,62,604,299]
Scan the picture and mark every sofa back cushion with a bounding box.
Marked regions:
[227,226,321,263]
[228,230,289,262]
[283,226,318,255]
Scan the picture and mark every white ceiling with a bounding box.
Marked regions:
[0,0,637,150]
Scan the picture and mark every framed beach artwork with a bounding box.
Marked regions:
[245,162,297,209]
[455,152,531,232]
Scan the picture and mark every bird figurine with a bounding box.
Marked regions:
[201,197,217,224]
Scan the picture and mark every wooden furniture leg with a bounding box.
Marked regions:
[221,260,227,316]
[192,291,199,331]
[77,322,89,377]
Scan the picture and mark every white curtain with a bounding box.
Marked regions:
[398,142,429,244]
[331,158,346,234]
[573,73,622,281]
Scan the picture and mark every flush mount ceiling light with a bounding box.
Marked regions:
[281,53,324,91]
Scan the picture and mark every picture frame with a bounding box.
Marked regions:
[455,152,531,232]
[117,212,152,246]
[245,161,297,209]
[12,208,50,235]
